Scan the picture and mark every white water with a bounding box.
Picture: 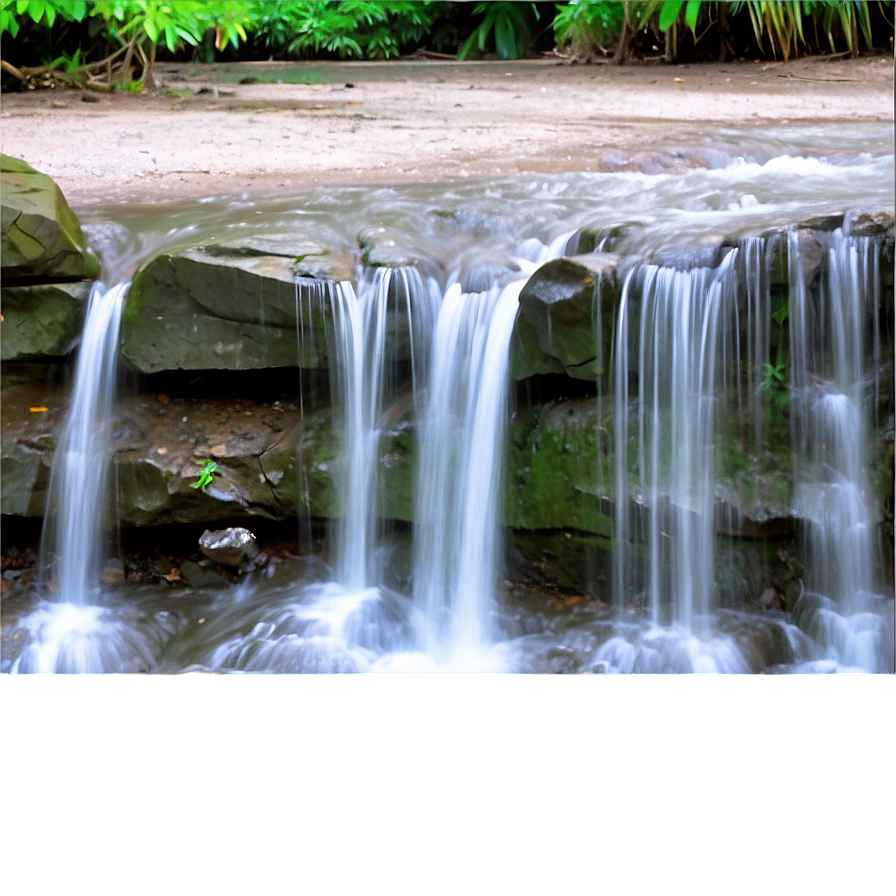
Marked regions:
[327,266,439,589]
[612,254,740,632]
[6,139,893,675]
[788,230,891,671]
[39,282,128,606]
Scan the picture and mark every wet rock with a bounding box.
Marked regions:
[532,645,581,674]
[763,228,825,287]
[715,611,798,671]
[506,399,612,534]
[512,252,621,382]
[1,155,100,282]
[199,527,260,568]
[0,382,60,515]
[648,234,730,271]
[567,222,644,255]
[1,281,90,361]
[358,226,420,267]
[760,587,786,612]
[845,209,895,238]
[508,528,612,599]
[179,559,232,587]
[119,244,340,374]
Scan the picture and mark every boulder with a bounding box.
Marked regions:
[1,281,90,361]
[512,252,621,382]
[119,242,342,374]
[0,382,60,516]
[1,155,99,282]
[118,238,417,374]
[845,209,895,238]
[199,527,259,568]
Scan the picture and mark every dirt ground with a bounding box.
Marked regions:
[1,53,892,204]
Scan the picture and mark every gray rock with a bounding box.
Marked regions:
[119,245,338,373]
[1,154,100,282]
[179,559,234,587]
[845,209,895,238]
[512,252,621,382]
[199,527,260,568]
[1,281,90,361]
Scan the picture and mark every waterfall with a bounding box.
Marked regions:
[412,279,523,665]
[326,266,439,591]
[411,234,570,666]
[11,280,176,673]
[612,253,738,632]
[788,229,892,671]
[39,281,129,606]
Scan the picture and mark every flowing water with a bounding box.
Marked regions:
[3,124,893,674]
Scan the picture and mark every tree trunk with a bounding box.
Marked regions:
[613,4,631,65]
[665,21,677,63]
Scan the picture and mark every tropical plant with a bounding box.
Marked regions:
[458,1,540,60]
[0,0,89,38]
[553,1,626,57]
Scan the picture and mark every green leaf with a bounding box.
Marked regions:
[495,12,516,59]
[658,1,684,31]
[685,0,702,32]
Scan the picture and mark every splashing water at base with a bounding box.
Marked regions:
[6,600,175,674]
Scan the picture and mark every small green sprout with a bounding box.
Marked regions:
[190,459,219,492]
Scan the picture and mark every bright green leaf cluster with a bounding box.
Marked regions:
[1,0,89,38]
[190,459,219,492]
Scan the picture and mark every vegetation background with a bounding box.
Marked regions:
[2,1,894,93]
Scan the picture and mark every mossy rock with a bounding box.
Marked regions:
[1,155,99,282]
[512,252,621,383]
[507,398,613,534]
[1,281,90,361]
[120,245,339,373]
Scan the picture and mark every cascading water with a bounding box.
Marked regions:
[3,131,893,675]
[788,228,894,671]
[9,282,175,672]
[601,253,753,672]
[409,234,572,669]
[412,279,524,666]
[39,281,128,605]
[327,265,439,590]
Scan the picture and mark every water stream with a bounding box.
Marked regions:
[3,124,893,673]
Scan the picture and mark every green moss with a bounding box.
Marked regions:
[507,399,612,535]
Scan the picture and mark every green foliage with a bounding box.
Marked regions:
[771,300,788,328]
[46,46,86,76]
[458,2,540,60]
[553,2,626,56]
[1,0,890,73]
[730,0,877,59]
[1,0,89,38]
[761,360,790,413]
[280,2,448,60]
[190,459,219,492]
[552,0,889,61]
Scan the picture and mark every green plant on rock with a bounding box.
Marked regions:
[761,360,790,414]
[190,459,219,492]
